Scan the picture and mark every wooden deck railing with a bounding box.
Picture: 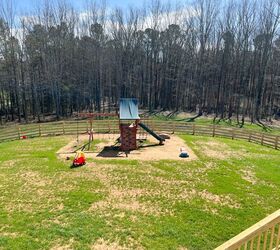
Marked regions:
[0,119,279,150]
[215,209,280,250]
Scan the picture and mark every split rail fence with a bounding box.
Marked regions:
[0,120,279,150]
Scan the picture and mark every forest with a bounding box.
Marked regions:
[0,0,280,125]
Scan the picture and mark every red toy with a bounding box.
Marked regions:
[73,151,86,167]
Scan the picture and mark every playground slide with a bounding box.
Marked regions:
[138,122,165,143]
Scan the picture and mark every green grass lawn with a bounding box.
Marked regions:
[0,135,279,249]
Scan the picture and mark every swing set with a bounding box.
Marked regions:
[72,99,165,166]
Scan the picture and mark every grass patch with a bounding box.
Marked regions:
[0,135,279,249]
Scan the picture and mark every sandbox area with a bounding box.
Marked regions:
[57,134,197,161]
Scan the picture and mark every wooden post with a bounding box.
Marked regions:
[261,134,264,145]
[248,132,252,142]
[269,225,275,250]
[192,124,196,135]
[151,119,155,131]
[39,124,41,137]
[108,119,111,133]
[249,238,254,250]
[62,121,65,135]
[256,234,261,250]
[231,129,235,140]
[276,223,280,250]
[212,124,216,137]
[172,121,175,134]
[263,231,268,249]
[17,126,21,140]
[91,120,94,141]
[76,120,79,143]
[275,136,279,150]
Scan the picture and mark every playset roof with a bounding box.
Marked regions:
[119,98,140,120]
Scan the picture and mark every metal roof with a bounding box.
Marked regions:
[119,98,140,120]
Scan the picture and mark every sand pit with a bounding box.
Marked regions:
[57,134,197,161]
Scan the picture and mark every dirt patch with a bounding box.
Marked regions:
[3,171,61,213]
[4,200,34,213]
[57,134,197,161]
[56,203,64,211]
[1,159,20,168]
[0,232,20,238]
[91,239,129,250]
[91,200,163,215]
[197,140,246,160]
[19,171,52,187]
[50,245,72,250]
[192,162,217,174]
[86,163,239,215]
[240,169,257,185]
[89,171,170,215]
[197,190,240,208]
[204,149,229,159]
[174,188,240,209]
[50,239,75,250]
[239,168,275,187]
[202,205,219,215]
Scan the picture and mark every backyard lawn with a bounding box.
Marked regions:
[0,135,279,249]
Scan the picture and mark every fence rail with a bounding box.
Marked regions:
[215,209,280,250]
[0,120,279,150]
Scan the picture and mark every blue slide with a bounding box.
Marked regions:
[139,122,165,143]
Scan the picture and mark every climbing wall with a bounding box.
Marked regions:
[120,124,137,151]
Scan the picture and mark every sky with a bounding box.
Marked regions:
[15,0,160,13]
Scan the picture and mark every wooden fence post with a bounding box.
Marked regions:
[212,125,216,137]
[97,120,99,133]
[248,132,252,142]
[17,126,21,140]
[275,136,279,150]
[76,120,79,142]
[231,129,235,140]
[152,119,155,131]
[39,124,41,137]
[172,121,175,134]
[108,119,111,133]
[61,121,65,135]
[261,134,264,145]
[192,124,196,135]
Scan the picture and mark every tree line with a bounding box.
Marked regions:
[0,0,280,125]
